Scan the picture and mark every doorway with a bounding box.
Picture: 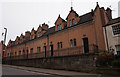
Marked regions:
[50,45,53,56]
[26,49,28,58]
[83,37,89,53]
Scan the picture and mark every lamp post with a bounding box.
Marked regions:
[2,28,7,58]
[3,28,7,45]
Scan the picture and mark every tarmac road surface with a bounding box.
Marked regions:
[2,65,119,77]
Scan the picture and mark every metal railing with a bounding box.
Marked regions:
[4,44,98,60]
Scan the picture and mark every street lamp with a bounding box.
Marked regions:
[2,28,7,58]
[3,28,7,45]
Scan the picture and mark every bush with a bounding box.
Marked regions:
[111,60,120,67]
[96,52,114,66]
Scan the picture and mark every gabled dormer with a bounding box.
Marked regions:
[36,25,42,38]
[66,7,80,27]
[20,34,25,43]
[8,40,11,46]
[8,39,13,46]
[30,28,36,40]
[42,23,49,30]
[25,31,30,40]
[15,36,20,44]
[55,14,67,31]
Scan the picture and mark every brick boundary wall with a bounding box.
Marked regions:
[3,54,97,72]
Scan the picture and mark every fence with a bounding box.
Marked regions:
[4,44,98,60]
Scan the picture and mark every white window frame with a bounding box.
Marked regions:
[32,35,34,39]
[60,24,62,30]
[69,20,72,26]
[70,40,73,47]
[112,24,120,37]
[57,25,59,30]
[72,19,75,25]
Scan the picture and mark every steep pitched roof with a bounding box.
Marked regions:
[77,12,93,24]
[43,26,55,36]
[16,36,20,40]
[66,7,79,20]
[43,12,93,36]
[104,17,120,27]
[55,15,66,24]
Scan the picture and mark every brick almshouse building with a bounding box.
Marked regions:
[4,2,112,60]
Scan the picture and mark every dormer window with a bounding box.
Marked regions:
[38,33,40,37]
[59,24,62,30]
[32,35,34,39]
[38,32,42,37]
[69,20,72,26]
[55,14,66,31]
[57,25,59,30]
[72,19,75,25]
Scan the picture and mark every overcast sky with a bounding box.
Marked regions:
[0,0,119,45]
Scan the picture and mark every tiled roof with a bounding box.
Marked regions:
[43,26,55,36]
[66,10,79,20]
[77,12,93,24]
[7,10,94,46]
[104,17,120,27]
[55,15,66,24]
[42,12,93,36]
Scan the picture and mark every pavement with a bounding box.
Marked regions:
[2,65,119,77]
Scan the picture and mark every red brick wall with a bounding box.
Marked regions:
[5,5,109,58]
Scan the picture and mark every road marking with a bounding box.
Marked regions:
[25,70,50,75]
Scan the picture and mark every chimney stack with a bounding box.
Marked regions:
[106,7,112,20]
[42,23,49,30]
[25,31,30,37]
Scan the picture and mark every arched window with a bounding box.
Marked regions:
[60,42,62,48]
[32,35,34,39]
[69,20,72,26]
[23,49,25,54]
[57,42,59,49]
[30,48,33,54]
[37,47,41,53]
[70,39,73,47]
[19,51,21,55]
[72,19,75,25]
[15,52,17,56]
[38,32,42,37]
[57,25,59,30]
[74,39,77,46]
[59,24,62,30]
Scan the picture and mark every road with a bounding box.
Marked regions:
[2,65,119,77]
[2,65,62,77]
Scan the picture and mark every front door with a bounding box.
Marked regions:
[26,49,28,58]
[83,38,89,53]
[50,45,53,56]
